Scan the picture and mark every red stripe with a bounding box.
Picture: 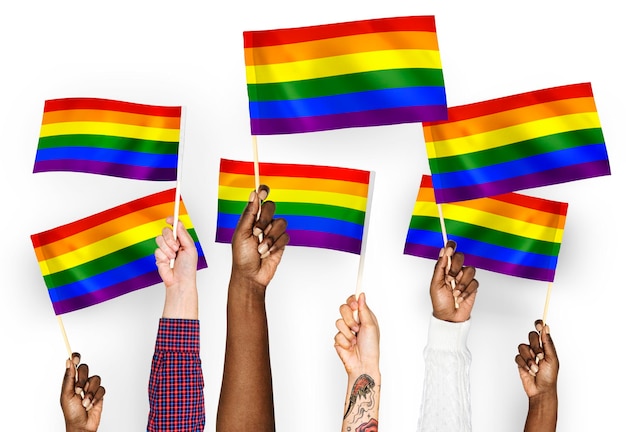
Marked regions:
[31,189,177,247]
[244,16,436,48]
[424,83,594,125]
[421,175,568,215]
[43,98,182,118]
[220,158,370,184]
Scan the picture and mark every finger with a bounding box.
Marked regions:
[62,356,78,399]
[518,343,539,375]
[515,354,536,377]
[335,318,357,343]
[528,331,543,361]
[334,331,354,351]
[448,251,465,279]
[87,385,106,412]
[258,218,288,258]
[75,363,89,395]
[339,303,359,332]
[171,219,195,250]
[82,375,102,409]
[432,241,456,288]
[357,292,378,327]
[155,233,177,261]
[160,221,179,252]
[234,188,262,238]
[255,200,277,235]
[541,324,558,364]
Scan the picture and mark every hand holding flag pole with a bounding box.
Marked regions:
[437,204,459,309]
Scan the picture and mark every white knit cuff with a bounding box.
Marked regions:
[426,315,471,351]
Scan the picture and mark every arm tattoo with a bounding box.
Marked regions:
[344,374,376,421]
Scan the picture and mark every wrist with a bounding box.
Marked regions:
[528,388,558,406]
[229,270,267,298]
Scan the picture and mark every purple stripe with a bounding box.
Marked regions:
[52,272,162,315]
[434,160,611,203]
[33,160,177,181]
[216,227,361,254]
[250,105,448,135]
[404,243,555,282]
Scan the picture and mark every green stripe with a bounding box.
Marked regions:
[43,229,201,288]
[409,215,560,256]
[247,68,445,102]
[429,128,605,174]
[218,200,366,224]
[37,134,179,155]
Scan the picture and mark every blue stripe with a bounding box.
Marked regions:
[249,86,446,119]
[217,212,363,239]
[431,142,608,189]
[406,229,557,270]
[34,147,178,169]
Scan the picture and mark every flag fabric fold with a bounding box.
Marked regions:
[423,82,611,203]
[404,175,568,282]
[244,15,447,135]
[34,97,182,181]
[216,158,371,254]
[31,189,207,315]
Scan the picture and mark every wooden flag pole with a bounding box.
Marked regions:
[252,136,263,242]
[170,106,186,268]
[353,172,375,321]
[542,282,553,325]
[437,203,458,309]
[57,315,73,359]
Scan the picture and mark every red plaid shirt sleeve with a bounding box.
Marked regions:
[147,318,205,431]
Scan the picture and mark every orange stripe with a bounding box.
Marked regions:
[424,97,597,141]
[41,109,181,129]
[244,31,439,66]
[33,202,185,261]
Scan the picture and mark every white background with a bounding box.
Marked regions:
[1,1,623,430]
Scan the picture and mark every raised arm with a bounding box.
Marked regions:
[418,240,479,432]
[515,320,559,432]
[216,185,289,432]
[334,293,381,432]
[61,352,105,432]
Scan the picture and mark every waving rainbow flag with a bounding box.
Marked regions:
[244,15,447,135]
[424,82,610,203]
[404,175,568,282]
[31,189,207,315]
[216,158,371,254]
[34,97,181,181]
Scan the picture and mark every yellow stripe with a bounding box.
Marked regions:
[219,172,369,197]
[246,49,442,84]
[412,201,563,242]
[37,215,193,275]
[39,121,181,142]
[425,112,601,158]
[218,185,367,212]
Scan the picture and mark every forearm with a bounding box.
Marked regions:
[217,273,275,432]
[525,391,558,432]
[148,319,204,431]
[341,370,381,432]
[418,316,472,432]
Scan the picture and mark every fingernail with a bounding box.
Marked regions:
[258,189,268,201]
[258,243,268,255]
[529,369,536,377]
[82,398,91,408]
[75,387,83,395]
[260,250,270,259]
[531,364,539,374]
[253,227,263,237]
[86,402,94,412]
[536,352,544,361]
[248,190,256,202]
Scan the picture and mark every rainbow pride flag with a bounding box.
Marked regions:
[33,98,182,181]
[423,82,611,203]
[216,158,371,254]
[404,175,568,282]
[244,16,447,135]
[31,189,207,315]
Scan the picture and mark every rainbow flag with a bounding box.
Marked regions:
[31,189,207,315]
[216,158,371,254]
[33,97,182,181]
[404,175,568,282]
[244,15,447,135]
[423,82,611,203]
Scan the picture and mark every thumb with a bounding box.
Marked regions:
[61,358,76,400]
[357,293,375,326]
[541,325,558,362]
[234,189,261,237]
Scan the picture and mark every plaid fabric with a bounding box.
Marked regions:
[147,318,205,431]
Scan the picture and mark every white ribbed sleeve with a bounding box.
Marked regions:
[417,315,472,432]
